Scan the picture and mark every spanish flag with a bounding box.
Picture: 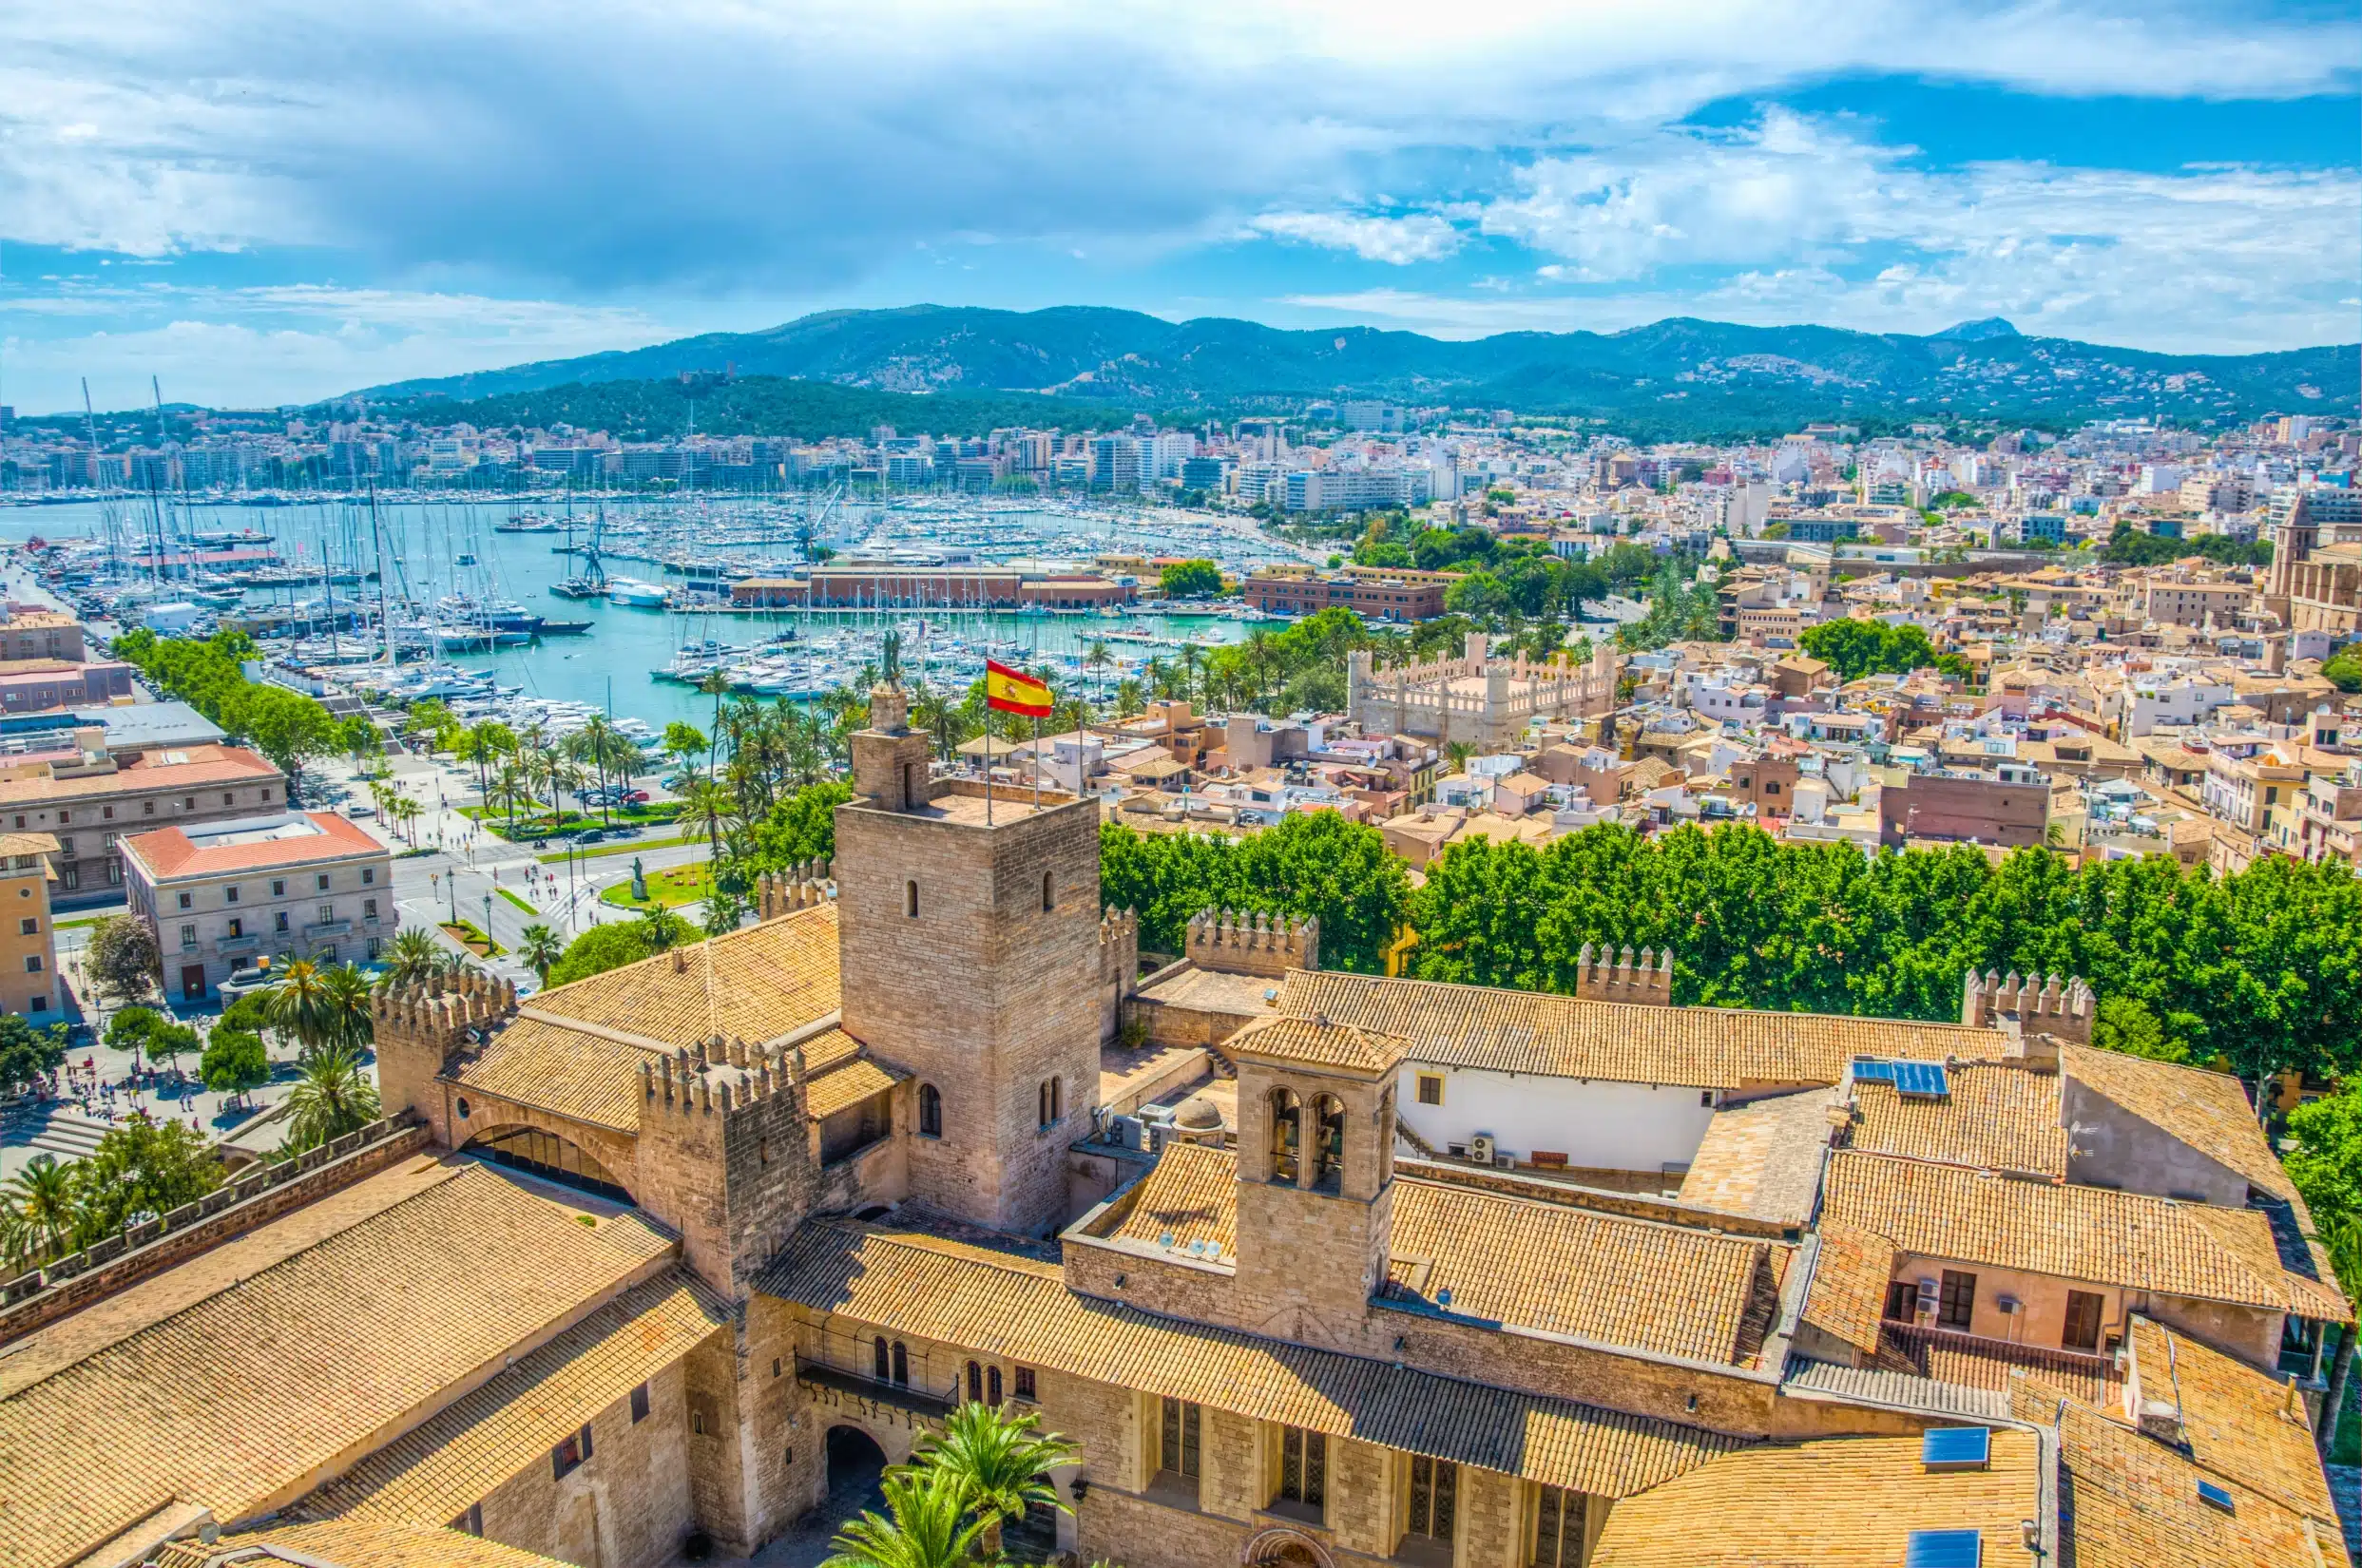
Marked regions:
[985,659,1054,717]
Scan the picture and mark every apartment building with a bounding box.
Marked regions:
[0,604,87,663]
[120,811,393,1004]
[0,832,61,1019]
[0,740,287,908]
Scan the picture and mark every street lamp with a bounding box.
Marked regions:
[483,893,492,947]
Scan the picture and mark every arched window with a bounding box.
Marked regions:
[919,1082,943,1138]
[1312,1094,1346,1193]
[1038,1077,1063,1127]
[968,1361,983,1402]
[892,1341,910,1386]
[905,880,920,919]
[1041,870,1054,911]
[1268,1087,1302,1184]
[874,1336,891,1382]
[988,1366,1003,1405]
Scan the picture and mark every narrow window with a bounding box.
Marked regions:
[874,1336,891,1382]
[1161,1398,1201,1480]
[906,880,919,918]
[2063,1290,2104,1352]
[17,919,32,936]
[1883,1280,1915,1322]
[1531,1486,1586,1568]
[1407,1455,1457,1544]
[1041,870,1054,911]
[1277,1426,1326,1515]
[1269,1087,1302,1184]
[1416,1073,1444,1106]
[551,1426,588,1479]
[1014,1367,1036,1402]
[224,885,239,904]
[1938,1270,1977,1329]
[919,1082,942,1137]
[893,1341,909,1386]
[629,1383,650,1424]
[988,1366,1002,1405]
[968,1361,983,1403]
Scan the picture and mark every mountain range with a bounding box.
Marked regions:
[355,305,2356,439]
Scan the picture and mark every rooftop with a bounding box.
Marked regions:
[122,809,385,880]
[0,742,279,805]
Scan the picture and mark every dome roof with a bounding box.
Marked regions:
[1174,1096,1224,1130]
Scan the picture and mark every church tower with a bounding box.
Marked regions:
[834,685,1104,1235]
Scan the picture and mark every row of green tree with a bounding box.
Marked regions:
[1796,618,1972,682]
[108,628,374,798]
[2096,523,2273,569]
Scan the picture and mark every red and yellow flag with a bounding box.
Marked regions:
[985,659,1054,717]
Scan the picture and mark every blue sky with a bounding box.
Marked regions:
[2,0,2355,412]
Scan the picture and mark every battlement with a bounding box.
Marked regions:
[755,861,833,921]
[1099,907,1139,984]
[1573,943,1673,1006]
[1962,967,2093,1061]
[1186,908,1318,979]
[639,1033,810,1121]
[372,969,519,1042]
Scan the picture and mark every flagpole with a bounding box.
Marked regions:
[1032,713,1042,810]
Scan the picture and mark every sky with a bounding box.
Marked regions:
[2,0,2356,413]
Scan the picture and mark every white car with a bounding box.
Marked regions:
[344,802,378,819]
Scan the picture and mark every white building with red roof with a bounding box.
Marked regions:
[121,811,394,1004]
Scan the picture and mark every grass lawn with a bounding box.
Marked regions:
[599,864,716,910]
[497,887,537,915]
[537,836,693,866]
[54,915,106,931]
[440,919,507,958]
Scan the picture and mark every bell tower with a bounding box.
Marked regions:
[1227,1016,1404,1348]
[834,686,1104,1236]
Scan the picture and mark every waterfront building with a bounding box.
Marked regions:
[0,740,285,907]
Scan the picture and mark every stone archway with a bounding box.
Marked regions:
[1242,1525,1335,1568]
[826,1424,889,1493]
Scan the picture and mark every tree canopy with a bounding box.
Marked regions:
[1099,812,1411,973]
[109,628,340,794]
[1157,560,1223,599]
[1797,618,1957,681]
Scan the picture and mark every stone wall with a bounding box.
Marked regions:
[474,1356,700,1568]
[1186,908,1318,978]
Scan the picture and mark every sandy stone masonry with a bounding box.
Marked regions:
[1574,943,1674,1005]
[1185,908,1318,978]
[754,861,832,919]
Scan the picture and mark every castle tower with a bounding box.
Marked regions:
[834,690,1106,1235]
[1227,1015,1404,1348]
[372,970,518,1147]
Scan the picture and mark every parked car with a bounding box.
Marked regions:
[343,802,377,819]
[575,828,606,845]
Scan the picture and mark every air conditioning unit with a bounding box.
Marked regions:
[1914,1278,1940,1329]
[1107,1115,1144,1152]
[1468,1134,1496,1166]
[1996,1295,2021,1315]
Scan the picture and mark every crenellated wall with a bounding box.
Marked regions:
[1185,908,1318,979]
[1572,944,1674,1006]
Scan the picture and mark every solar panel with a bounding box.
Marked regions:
[1852,1058,1898,1083]
[1904,1530,1982,1568]
[2197,1480,2236,1513]
[1893,1061,1950,1099]
[1921,1427,1991,1471]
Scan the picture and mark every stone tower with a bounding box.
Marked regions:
[372,971,518,1147]
[834,686,1105,1235]
[1228,1016,1404,1348]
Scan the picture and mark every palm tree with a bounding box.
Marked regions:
[1085,638,1110,699]
[262,958,338,1060]
[319,963,376,1053]
[491,760,530,832]
[680,778,737,861]
[698,670,733,779]
[0,1154,81,1271]
[821,1465,989,1568]
[907,1400,1079,1556]
[1179,642,1202,706]
[518,924,564,985]
[280,1044,382,1152]
[1443,739,1475,774]
[378,927,443,991]
[637,905,687,952]
[457,722,502,803]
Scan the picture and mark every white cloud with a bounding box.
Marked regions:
[1243,211,1462,264]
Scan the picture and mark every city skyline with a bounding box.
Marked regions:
[2,0,2358,412]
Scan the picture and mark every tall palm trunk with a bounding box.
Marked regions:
[2322,1320,2355,1460]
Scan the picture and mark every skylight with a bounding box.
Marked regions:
[1904,1530,1981,1568]
[1922,1426,1991,1472]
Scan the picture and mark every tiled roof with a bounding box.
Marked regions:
[449,1015,650,1132]
[0,1158,676,1568]
[801,1027,905,1119]
[0,744,279,805]
[155,1519,577,1568]
[2011,1386,2353,1568]
[1798,1224,1897,1357]
[1849,1064,2067,1176]
[527,904,841,1050]
[1873,1323,2122,1409]
[1384,1179,1789,1367]
[1589,1431,2042,1567]
[1676,1087,1838,1226]
[303,1272,729,1528]
[1095,1140,1238,1257]
[2060,1043,2294,1203]
[1821,1151,2344,1316]
[1279,969,2003,1090]
[1226,1013,1409,1074]
[124,811,386,880]
[759,1221,1740,1499]
[2125,1316,2338,1526]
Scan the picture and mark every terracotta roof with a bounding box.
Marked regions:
[1226,1013,1409,1074]
[1094,1139,1239,1258]
[2011,1386,2353,1568]
[0,1158,676,1568]
[302,1272,729,1528]
[1849,1064,2067,1176]
[1589,1430,2042,1567]
[449,1015,650,1132]
[155,1519,576,1568]
[527,903,840,1050]
[2060,1043,2293,1203]
[1281,969,2002,1090]
[1872,1322,2122,1409]
[2125,1315,2339,1526]
[759,1220,1740,1500]
[0,744,279,806]
[1821,1151,2345,1317]
[1798,1224,1898,1357]
[1676,1087,1840,1225]
[122,810,385,880]
[800,1027,905,1120]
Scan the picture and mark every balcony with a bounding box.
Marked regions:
[214,933,262,957]
[304,919,353,941]
[793,1355,956,1420]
